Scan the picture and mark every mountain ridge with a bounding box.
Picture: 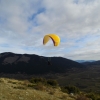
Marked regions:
[0,52,85,74]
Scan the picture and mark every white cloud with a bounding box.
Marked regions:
[0,0,100,60]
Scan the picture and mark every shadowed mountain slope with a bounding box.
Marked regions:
[0,52,85,74]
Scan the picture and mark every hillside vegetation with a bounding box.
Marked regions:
[0,78,75,100]
[0,77,100,100]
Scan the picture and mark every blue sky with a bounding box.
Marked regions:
[0,0,100,60]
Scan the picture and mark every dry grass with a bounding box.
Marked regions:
[76,95,90,100]
[0,78,77,100]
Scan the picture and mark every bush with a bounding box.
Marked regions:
[47,79,58,87]
[34,83,46,91]
[86,93,97,100]
[49,89,55,95]
[29,77,58,87]
[61,85,80,94]
[29,77,46,85]
[61,86,69,93]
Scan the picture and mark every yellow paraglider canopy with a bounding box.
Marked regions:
[43,34,60,46]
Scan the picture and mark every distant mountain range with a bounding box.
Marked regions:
[82,60,100,65]
[76,60,96,63]
[0,52,85,74]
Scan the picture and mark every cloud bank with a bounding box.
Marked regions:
[0,0,100,60]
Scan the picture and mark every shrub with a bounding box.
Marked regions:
[86,93,97,100]
[49,89,55,95]
[47,79,58,87]
[29,77,46,85]
[34,83,46,91]
[61,85,80,94]
[61,86,69,93]
[29,77,58,87]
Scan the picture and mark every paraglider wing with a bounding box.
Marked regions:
[43,34,60,46]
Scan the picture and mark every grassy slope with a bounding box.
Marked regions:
[0,78,75,100]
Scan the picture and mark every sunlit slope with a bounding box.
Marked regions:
[0,78,75,100]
